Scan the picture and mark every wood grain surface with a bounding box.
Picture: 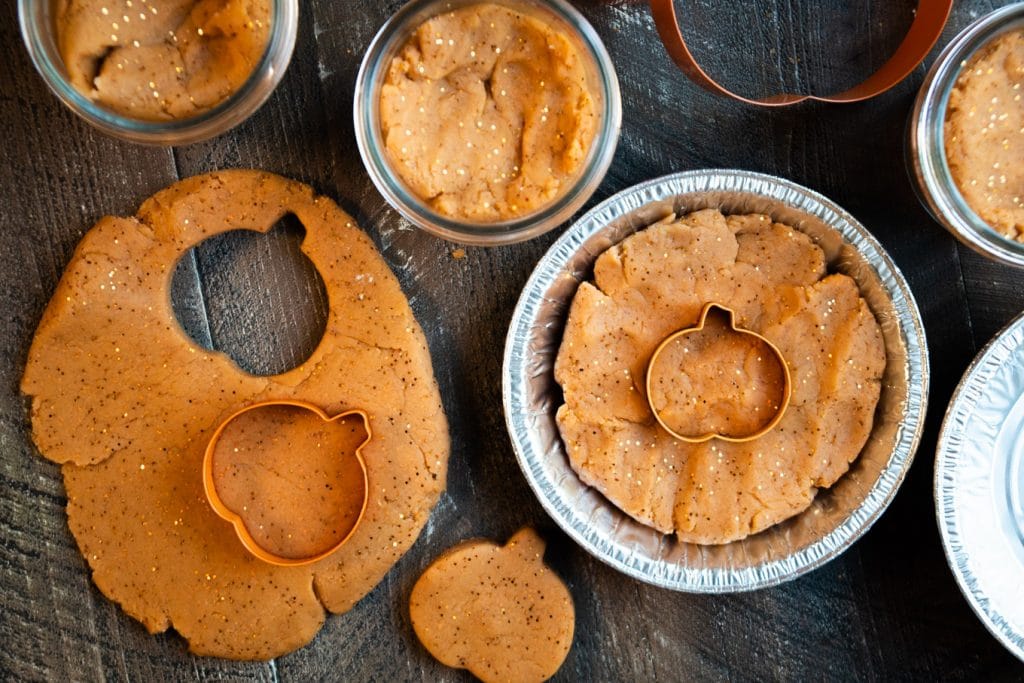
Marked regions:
[2,0,1023,680]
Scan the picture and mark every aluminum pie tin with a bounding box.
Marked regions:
[936,311,1024,662]
[503,169,929,592]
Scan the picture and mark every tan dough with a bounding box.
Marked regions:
[409,528,574,683]
[21,170,449,659]
[554,209,885,545]
[380,3,597,222]
[945,29,1024,240]
[57,0,270,120]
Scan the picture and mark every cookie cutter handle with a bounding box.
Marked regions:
[649,0,953,106]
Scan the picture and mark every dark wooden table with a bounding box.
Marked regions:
[3,0,1024,679]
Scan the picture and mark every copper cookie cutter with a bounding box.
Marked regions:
[649,0,953,106]
[203,399,371,567]
[645,303,792,443]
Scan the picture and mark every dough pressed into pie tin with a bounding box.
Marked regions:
[503,169,928,592]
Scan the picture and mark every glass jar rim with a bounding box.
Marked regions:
[911,4,1024,266]
[353,0,622,246]
[18,0,299,146]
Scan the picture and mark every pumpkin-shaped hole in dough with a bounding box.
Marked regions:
[170,213,328,376]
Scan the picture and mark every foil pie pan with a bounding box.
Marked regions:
[936,310,1024,662]
[502,170,929,592]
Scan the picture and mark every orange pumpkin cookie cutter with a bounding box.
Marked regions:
[649,0,953,107]
[202,399,371,567]
[645,303,792,443]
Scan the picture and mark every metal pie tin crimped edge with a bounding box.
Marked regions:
[936,311,1024,662]
[502,169,929,593]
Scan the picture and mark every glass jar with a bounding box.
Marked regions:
[353,0,622,246]
[18,0,298,146]
[909,3,1024,267]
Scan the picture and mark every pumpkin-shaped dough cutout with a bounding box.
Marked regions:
[410,528,575,683]
[646,302,791,443]
[204,400,371,566]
